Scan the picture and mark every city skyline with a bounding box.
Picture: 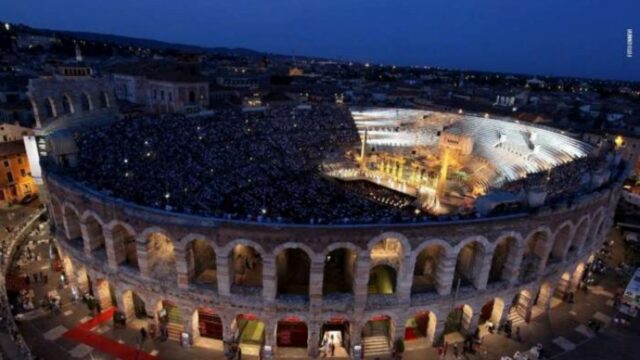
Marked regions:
[1,0,638,82]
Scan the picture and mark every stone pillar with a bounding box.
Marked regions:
[104,229,119,271]
[263,319,276,360]
[436,251,456,295]
[80,222,92,257]
[432,318,447,346]
[216,252,231,297]
[396,255,413,305]
[466,312,481,335]
[350,321,363,360]
[136,240,151,279]
[182,307,198,345]
[120,290,135,321]
[262,255,277,302]
[309,255,324,309]
[307,322,321,358]
[474,248,493,290]
[353,257,371,312]
[504,246,525,285]
[175,248,190,290]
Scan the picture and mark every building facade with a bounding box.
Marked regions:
[0,141,38,205]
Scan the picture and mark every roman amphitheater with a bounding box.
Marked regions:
[33,87,628,359]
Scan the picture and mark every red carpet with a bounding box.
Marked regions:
[63,307,157,360]
[404,327,417,340]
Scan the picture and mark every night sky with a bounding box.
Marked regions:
[2,0,638,81]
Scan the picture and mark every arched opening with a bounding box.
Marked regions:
[84,215,106,260]
[554,272,572,304]
[80,92,92,111]
[479,298,505,335]
[550,224,572,261]
[44,97,56,118]
[323,248,357,296]
[63,206,82,249]
[404,311,436,346]
[276,248,310,297]
[534,282,554,315]
[146,232,176,283]
[277,316,308,350]
[520,231,550,282]
[362,315,392,357]
[571,262,586,292]
[230,244,263,294]
[569,219,589,254]
[197,307,223,340]
[122,290,147,320]
[157,300,182,342]
[233,314,265,355]
[368,265,397,295]
[321,318,350,358]
[189,90,196,103]
[62,94,74,114]
[586,213,604,248]
[510,290,531,324]
[112,224,138,270]
[488,236,519,284]
[100,91,110,108]
[443,305,473,340]
[94,279,116,311]
[454,241,486,289]
[187,239,217,289]
[412,245,444,294]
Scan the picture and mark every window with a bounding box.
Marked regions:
[20,169,26,177]
[17,157,22,164]
[3,160,8,168]
[6,172,13,183]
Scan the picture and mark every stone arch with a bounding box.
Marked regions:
[120,289,148,320]
[142,229,177,283]
[82,212,107,258]
[181,235,217,288]
[551,221,574,261]
[276,316,309,349]
[275,243,312,297]
[367,232,411,254]
[520,227,552,281]
[62,203,82,241]
[454,236,490,289]
[411,239,450,294]
[404,310,437,346]
[323,245,358,296]
[443,304,474,336]
[106,220,139,269]
[226,239,264,292]
[80,92,93,112]
[44,97,57,118]
[479,298,505,329]
[488,233,521,284]
[570,216,590,254]
[61,93,75,114]
[368,264,397,295]
[362,313,395,355]
[368,233,409,275]
[588,209,606,248]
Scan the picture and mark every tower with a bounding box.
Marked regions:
[360,128,368,169]
[75,43,83,62]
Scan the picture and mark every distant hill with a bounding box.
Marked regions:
[5,21,264,56]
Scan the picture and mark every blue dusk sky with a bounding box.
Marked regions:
[2,0,639,81]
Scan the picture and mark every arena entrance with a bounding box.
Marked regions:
[510,290,531,324]
[553,272,572,306]
[362,315,392,358]
[321,318,350,358]
[158,300,182,342]
[443,305,473,344]
[404,311,436,348]
[122,290,147,322]
[94,279,116,311]
[197,307,223,340]
[276,317,308,357]
[234,314,265,356]
[478,298,504,335]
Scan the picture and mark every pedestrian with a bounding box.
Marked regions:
[43,273,48,284]
[515,326,521,342]
[32,273,38,283]
[437,345,444,360]
[96,302,102,315]
[39,271,44,282]
[237,345,242,360]
[330,342,335,356]
[453,343,459,358]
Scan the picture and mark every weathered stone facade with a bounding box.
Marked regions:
[44,168,624,359]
